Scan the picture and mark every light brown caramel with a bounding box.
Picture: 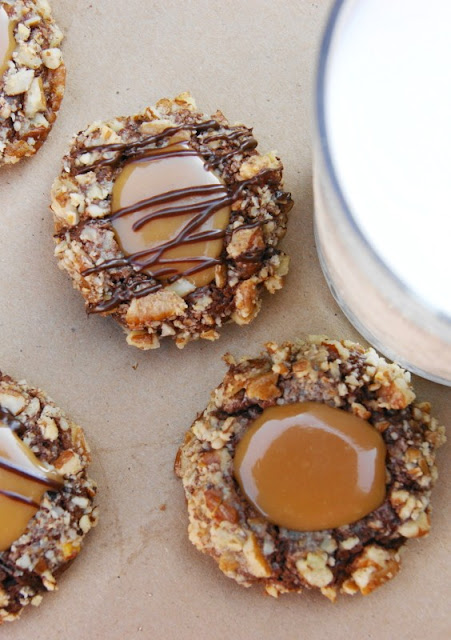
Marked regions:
[0,7,15,77]
[0,426,62,551]
[234,402,386,531]
[111,142,230,289]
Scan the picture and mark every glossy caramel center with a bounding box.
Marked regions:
[0,7,15,77]
[111,142,230,289]
[234,402,386,531]
[0,426,62,551]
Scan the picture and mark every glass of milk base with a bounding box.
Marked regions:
[313,0,451,386]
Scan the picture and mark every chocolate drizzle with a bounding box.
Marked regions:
[0,490,39,509]
[0,406,63,506]
[77,120,281,314]
[0,456,62,490]
[75,120,221,175]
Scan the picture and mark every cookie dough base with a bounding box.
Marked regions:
[0,372,97,623]
[0,0,65,166]
[176,337,445,600]
[52,93,291,350]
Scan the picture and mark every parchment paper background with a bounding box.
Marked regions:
[0,1,449,638]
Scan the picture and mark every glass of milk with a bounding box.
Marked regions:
[313,0,451,385]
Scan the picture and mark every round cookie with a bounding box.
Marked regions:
[0,371,97,623]
[51,93,293,350]
[0,0,65,166]
[175,337,445,600]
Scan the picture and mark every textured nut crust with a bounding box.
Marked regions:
[0,371,98,623]
[0,0,65,166]
[175,337,445,600]
[51,93,292,349]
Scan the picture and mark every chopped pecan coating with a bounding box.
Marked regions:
[0,372,97,623]
[51,93,292,349]
[0,0,65,166]
[176,337,445,600]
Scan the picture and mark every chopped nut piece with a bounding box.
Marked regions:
[17,24,31,41]
[0,391,26,415]
[126,291,187,326]
[41,47,62,69]
[5,69,34,96]
[239,151,282,180]
[245,372,280,401]
[54,450,82,475]
[232,279,261,325]
[342,546,400,596]
[227,227,265,259]
[126,330,160,350]
[296,552,333,588]
[16,45,41,69]
[24,76,46,117]
[243,534,271,578]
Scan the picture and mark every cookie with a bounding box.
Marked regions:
[175,337,445,600]
[51,93,293,350]
[0,371,98,623]
[0,0,65,166]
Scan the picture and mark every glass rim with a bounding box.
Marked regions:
[315,0,451,327]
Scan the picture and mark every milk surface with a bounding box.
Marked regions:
[325,0,451,318]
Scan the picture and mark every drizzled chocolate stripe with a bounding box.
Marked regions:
[203,129,251,144]
[205,136,258,170]
[0,456,63,489]
[74,120,222,175]
[130,148,198,165]
[74,121,255,172]
[0,489,40,509]
[132,197,225,231]
[230,220,268,264]
[77,120,279,313]
[105,184,225,224]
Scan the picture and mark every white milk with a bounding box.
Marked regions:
[325,0,451,318]
[314,0,451,384]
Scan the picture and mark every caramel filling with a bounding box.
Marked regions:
[0,7,15,77]
[111,142,230,289]
[234,402,386,531]
[0,425,63,551]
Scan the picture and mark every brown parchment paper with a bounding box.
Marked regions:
[0,1,450,638]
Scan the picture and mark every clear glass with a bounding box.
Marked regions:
[313,0,451,386]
